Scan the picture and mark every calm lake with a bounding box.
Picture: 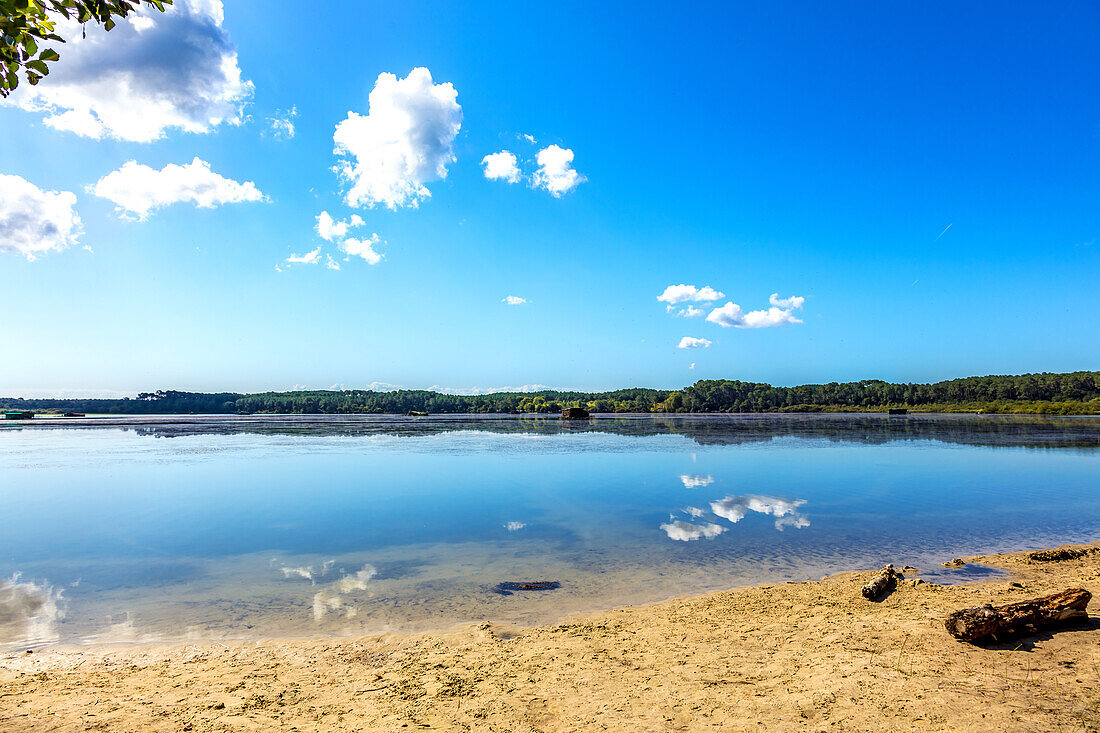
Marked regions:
[2,414,1099,651]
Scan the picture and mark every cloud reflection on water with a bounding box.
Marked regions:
[0,573,65,650]
[313,564,377,621]
[710,495,808,528]
[660,520,728,541]
[661,490,811,540]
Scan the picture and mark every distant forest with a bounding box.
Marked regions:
[2,372,1099,415]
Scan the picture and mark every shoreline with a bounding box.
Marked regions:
[3,542,1098,731]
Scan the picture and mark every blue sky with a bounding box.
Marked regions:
[1,1,1098,396]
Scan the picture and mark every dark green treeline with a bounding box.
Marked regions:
[1,372,1098,415]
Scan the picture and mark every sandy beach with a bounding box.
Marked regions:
[1,543,1097,732]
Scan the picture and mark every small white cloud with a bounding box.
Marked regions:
[532,144,584,196]
[660,520,727,542]
[325,254,341,270]
[657,285,725,304]
[504,521,526,531]
[315,210,364,241]
[91,158,264,220]
[365,381,403,391]
[688,363,696,370]
[430,384,552,395]
[677,336,712,349]
[482,151,521,183]
[706,301,803,329]
[502,295,527,305]
[769,293,805,309]
[11,0,252,142]
[680,474,714,489]
[333,67,462,209]
[340,234,384,265]
[672,306,705,318]
[285,245,321,265]
[267,106,298,140]
[0,174,83,260]
[683,506,704,518]
[522,133,537,144]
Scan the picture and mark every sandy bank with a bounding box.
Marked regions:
[2,544,1098,732]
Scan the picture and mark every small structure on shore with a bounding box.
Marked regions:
[64,412,85,417]
[4,410,34,420]
[406,410,429,417]
[561,407,590,419]
[888,408,908,415]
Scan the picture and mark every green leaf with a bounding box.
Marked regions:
[38,48,58,61]
[27,69,42,84]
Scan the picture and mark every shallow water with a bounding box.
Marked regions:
[1,413,1098,650]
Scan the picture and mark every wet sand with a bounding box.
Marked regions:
[1,543,1098,732]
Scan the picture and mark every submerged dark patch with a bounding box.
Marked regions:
[492,581,561,595]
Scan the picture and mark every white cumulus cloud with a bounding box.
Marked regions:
[706,300,804,329]
[333,67,461,209]
[677,336,712,349]
[482,151,521,183]
[340,234,384,265]
[504,521,526,531]
[91,158,264,220]
[532,144,584,196]
[671,305,705,318]
[769,293,805,309]
[660,520,727,542]
[11,0,252,142]
[315,211,364,241]
[657,284,725,304]
[502,295,527,305]
[285,245,321,265]
[0,174,83,260]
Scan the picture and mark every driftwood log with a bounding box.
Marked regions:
[944,588,1092,642]
[861,564,897,600]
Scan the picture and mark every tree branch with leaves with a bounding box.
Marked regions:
[1,0,170,96]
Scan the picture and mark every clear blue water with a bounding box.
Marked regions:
[1,414,1098,650]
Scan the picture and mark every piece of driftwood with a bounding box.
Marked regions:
[861,564,897,600]
[944,588,1092,642]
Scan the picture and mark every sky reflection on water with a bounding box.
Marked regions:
[1,414,1098,650]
